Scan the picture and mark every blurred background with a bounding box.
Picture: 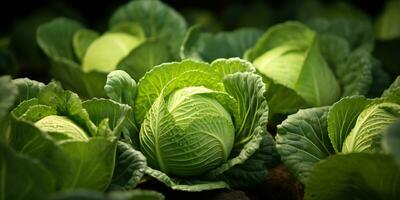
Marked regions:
[0,0,398,82]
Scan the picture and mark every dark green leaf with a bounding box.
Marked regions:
[305,153,400,200]
[109,141,147,190]
[0,76,17,122]
[181,26,262,62]
[276,107,334,183]
[118,40,172,81]
[12,78,45,106]
[60,138,117,191]
[8,118,72,189]
[37,17,83,61]
[0,142,56,200]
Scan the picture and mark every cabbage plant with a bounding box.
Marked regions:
[275,76,400,199]
[303,121,400,200]
[275,76,400,184]
[37,0,187,98]
[245,20,388,120]
[0,77,147,200]
[104,58,279,191]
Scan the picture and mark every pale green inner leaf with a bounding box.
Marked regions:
[82,33,142,73]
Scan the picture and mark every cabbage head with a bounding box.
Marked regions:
[245,20,385,121]
[37,0,187,98]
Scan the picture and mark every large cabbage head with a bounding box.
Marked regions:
[105,58,279,191]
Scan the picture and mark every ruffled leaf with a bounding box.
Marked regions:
[109,141,147,190]
[276,107,334,183]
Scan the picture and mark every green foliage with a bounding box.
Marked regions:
[0,78,147,199]
[181,26,262,62]
[3,0,399,198]
[304,153,400,200]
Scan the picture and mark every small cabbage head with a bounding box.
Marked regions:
[35,115,89,142]
[8,81,120,191]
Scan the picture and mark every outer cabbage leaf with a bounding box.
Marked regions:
[215,134,279,188]
[8,118,72,189]
[181,26,262,62]
[276,107,334,183]
[0,142,56,200]
[143,167,230,191]
[327,96,372,152]
[265,81,308,117]
[0,76,17,141]
[209,58,255,77]
[0,76,17,126]
[37,17,83,61]
[304,153,400,200]
[60,138,117,191]
[118,40,172,81]
[12,78,45,106]
[104,71,139,147]
[37,18,107,98]
[108,141,147,190]
[104,70,137,108]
